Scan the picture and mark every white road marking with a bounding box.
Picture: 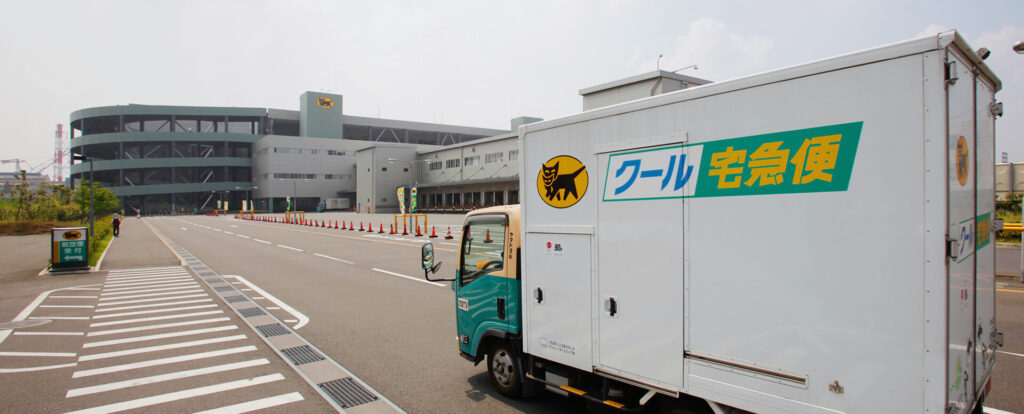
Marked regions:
[104,276,194,286]
[194,391,305,413]
[313,253,354,264]
[265,306,280,309]
[101,284,199,295]
[92,304,218,319]
[65,359,270,398]
[253,239,271,244]
[65,287,101,291]
[65,373,283,413]
[252,297,265,300]
[0,362,77,373]
[231,282,242,285]
[91,305,221,321]
[440,242,459,246]
[984,407,1017,414]
[102,282,198,292]
[49,296,98,299]
[13,331,83,336]
[98,293,208,306]
[108,266,181,274]
[39,305,93,308]
[83,326,238,348]
[181,227,187,230]
[90,310,224,327]
[237,234,250,239]
[96,299,213,312]
[0,351,77,357]
[214,229,222,232]
[224,231,234,235]
[372,268,446,287]
[87,317,231,337]
[277,244,303,252]
[71,345,258,378]
[998,350,1024,358]
[283,319,298,323]
[224,275,310,329]
[0,284,100,345]
[230,225,238,228]
[107,271,189,279]
[29,316,89,320]
[97,289,205,301]
[78,335,248,361]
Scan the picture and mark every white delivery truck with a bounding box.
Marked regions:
[420,31,1003,413]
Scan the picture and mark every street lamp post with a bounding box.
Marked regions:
[72,155,95,237]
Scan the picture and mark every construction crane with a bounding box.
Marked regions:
[1,159,30,172]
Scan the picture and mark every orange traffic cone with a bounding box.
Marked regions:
[415,225,423,237]
[358,222,364,231]
[445,227,454,239]
[402,222,409,235]
[349,221,355,231]
[429,226,438,238]
[484,229,492,243]
[378,223,384,233]
[341,221,347,230]
[389,223,396,234]
[334,220,339,229]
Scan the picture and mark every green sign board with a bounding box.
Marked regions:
[52,227,89,271]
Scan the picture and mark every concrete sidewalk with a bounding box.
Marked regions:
[99,217,180,269]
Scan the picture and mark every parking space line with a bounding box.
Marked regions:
[313,253,354,264]
[71,345,258,378]
[87,317,231,337]
[13,331,84,336]
[92,304,219,319]
[83,326,238,348]
[78,335,248,362]
[65,373,284,413]
[101,285,200,296]
[90,311,225,327]
[66,359,271,398]
[98,293,208,306]
[372,268,446,287]
[193,391,304,413]
[0,351,77,357]
[96,299,213,312]
[97,289,206,301]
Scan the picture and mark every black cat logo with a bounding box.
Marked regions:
[536,155,588,208]
[955,136,969,186]
[317,97,334,109]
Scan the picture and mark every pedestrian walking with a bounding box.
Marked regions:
[112,213,121,237]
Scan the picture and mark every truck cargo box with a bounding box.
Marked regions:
[519,31,1000,413]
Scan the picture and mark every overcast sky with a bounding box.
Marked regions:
[1,0,1022,177]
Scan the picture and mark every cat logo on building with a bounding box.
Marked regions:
[537,155,588,208]
[955,136,969,186]
[317,97,334,109]
[62,230,83,240]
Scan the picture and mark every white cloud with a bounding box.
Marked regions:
[635,17,775,82]
[917,24,951,38]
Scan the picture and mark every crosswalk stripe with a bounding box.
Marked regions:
[97,289,205,301]
[40,305,93,308]
[193,391,305,414]
[29,316,89,320]
[97,293,208,306]
[65,358,270,398]
[95,299,213,312]
[108,266,182,274]
[49,296,98,299]
[101,282,199,292]
[101,284,200,296]
[87,317,231,337]
[105,272,190,280]
[92,304,217,319]
[65,373,284,413]
[90,310,223,327]
[0,351,77,357]
[78,335,248,361]
[13,331,84,336]
[71,345,258,378]
[83,326,238,348]
[103,277,194,287]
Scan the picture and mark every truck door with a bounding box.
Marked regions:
[456,214,511,357]
[595,142,686,390]
[946,50,978,412]
[974,62,997,398]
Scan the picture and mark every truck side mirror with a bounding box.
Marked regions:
[421,243,453,282]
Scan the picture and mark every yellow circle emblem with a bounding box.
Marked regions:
[317,97,334,109]
[955,136,969,186]
[537,155,588,208]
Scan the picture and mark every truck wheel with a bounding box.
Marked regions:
[487,342,523,398]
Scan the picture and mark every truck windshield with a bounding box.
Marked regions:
[460,214,507,287]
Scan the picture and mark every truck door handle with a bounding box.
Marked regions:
[605,297,618,317]
[497,297,506,320]
[534,287,543,304]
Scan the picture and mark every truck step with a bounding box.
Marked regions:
[525,373,632,411]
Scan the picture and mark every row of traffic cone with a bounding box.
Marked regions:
[237,214,457,239]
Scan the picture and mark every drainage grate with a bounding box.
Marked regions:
[224,295,249,304]
[214,285,235,292]
[236,307,266,318]
[280,345,325,365]
[319,377,378,408]
[255,323,290,337]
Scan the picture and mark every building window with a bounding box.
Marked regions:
[446,159,460,168]
[508,149,518,160]
[485,152,503,163]
[327,150,346,156]
[429,161,442,171]
[381,167,387,172]
[464,155,480,166]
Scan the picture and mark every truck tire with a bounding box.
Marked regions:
[487,341,524,398]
